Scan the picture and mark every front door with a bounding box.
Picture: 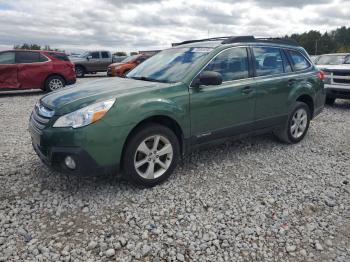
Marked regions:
[190,47,256,142]
[0,51,19,89]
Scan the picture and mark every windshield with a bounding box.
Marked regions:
[315,55,346,65]
[79,51,89,58]
[126,47,213,83]
[122,55,139,63]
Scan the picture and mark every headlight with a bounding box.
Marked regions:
[53,99,115,128]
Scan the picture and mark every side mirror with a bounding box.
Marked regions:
[193,71,222,87]
[87,55,92,60]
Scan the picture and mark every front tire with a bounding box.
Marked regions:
[274,102,311,144]
[45,75,65,92]
[122,124,180,187]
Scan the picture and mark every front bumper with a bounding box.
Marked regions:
[325,84,350,99]
[29,115,134,175]
[32,143,118,175]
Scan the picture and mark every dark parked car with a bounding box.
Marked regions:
[0,50,76,92]
[29,36,325,187]
[71,51,114,77]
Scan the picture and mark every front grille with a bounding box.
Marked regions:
[30,103,54,134]
[326,70,350,85]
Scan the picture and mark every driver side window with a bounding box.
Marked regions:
[91,52,100,59]
[203,47,249,82]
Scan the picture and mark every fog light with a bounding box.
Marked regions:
[64,156,76,170]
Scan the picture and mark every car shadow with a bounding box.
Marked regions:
[332,99,350,109]
[0,89,44,97]
[80,74,107,78]
[34,133,280,195]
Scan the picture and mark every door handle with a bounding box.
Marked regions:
[242,86,253,94]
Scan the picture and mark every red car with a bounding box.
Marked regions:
[107,54,152,77]
[0,50,76,92]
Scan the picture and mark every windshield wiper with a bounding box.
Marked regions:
[129,76,168,83]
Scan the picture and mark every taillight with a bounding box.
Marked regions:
[318,71,325,81]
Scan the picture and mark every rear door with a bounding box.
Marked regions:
[100,51,112,71]
[252,46,293,128]
[16,51,51,89]
[0,51,19,89]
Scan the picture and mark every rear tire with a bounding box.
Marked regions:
[75,66,85,78]
[122,124,180,187]
[45,75,65,92]
[325,97,335,105]
[274,102,311,144]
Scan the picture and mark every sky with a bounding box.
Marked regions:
[0,0,349,53]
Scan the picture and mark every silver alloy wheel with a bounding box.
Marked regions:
[49,78,63,91]
[290,108,308,139]
[134,135,173,179]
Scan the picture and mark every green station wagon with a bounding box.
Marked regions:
[29,36,325,187]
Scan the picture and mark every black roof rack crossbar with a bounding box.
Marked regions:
[172,36,300,47]
[221,36,256,44]
[172,37,231,46]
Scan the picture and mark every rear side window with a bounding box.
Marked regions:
[16,52,41,63]
[101,52,110,58]
[203,47,249,82]
[91,52,100,59]
[253,47,284,76]
[289,51,311,71]
[48,52,69,61]
[0,52,15,64]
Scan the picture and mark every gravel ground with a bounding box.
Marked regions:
[0,76,349,261]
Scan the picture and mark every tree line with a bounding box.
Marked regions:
[286,26,350,55]
[12,26,350,56]
[13,44,63,52]
[13,44,138,56]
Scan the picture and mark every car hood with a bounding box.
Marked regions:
[316,64,350,71]
[109,62,123,67]
[40,77,169,115]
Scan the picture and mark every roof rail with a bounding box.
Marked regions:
[221,36,255,44]
[172,37,231,46]
[172,36,300,47]
[222,36,299,46]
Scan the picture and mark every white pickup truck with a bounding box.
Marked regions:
[315,53,350,105]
